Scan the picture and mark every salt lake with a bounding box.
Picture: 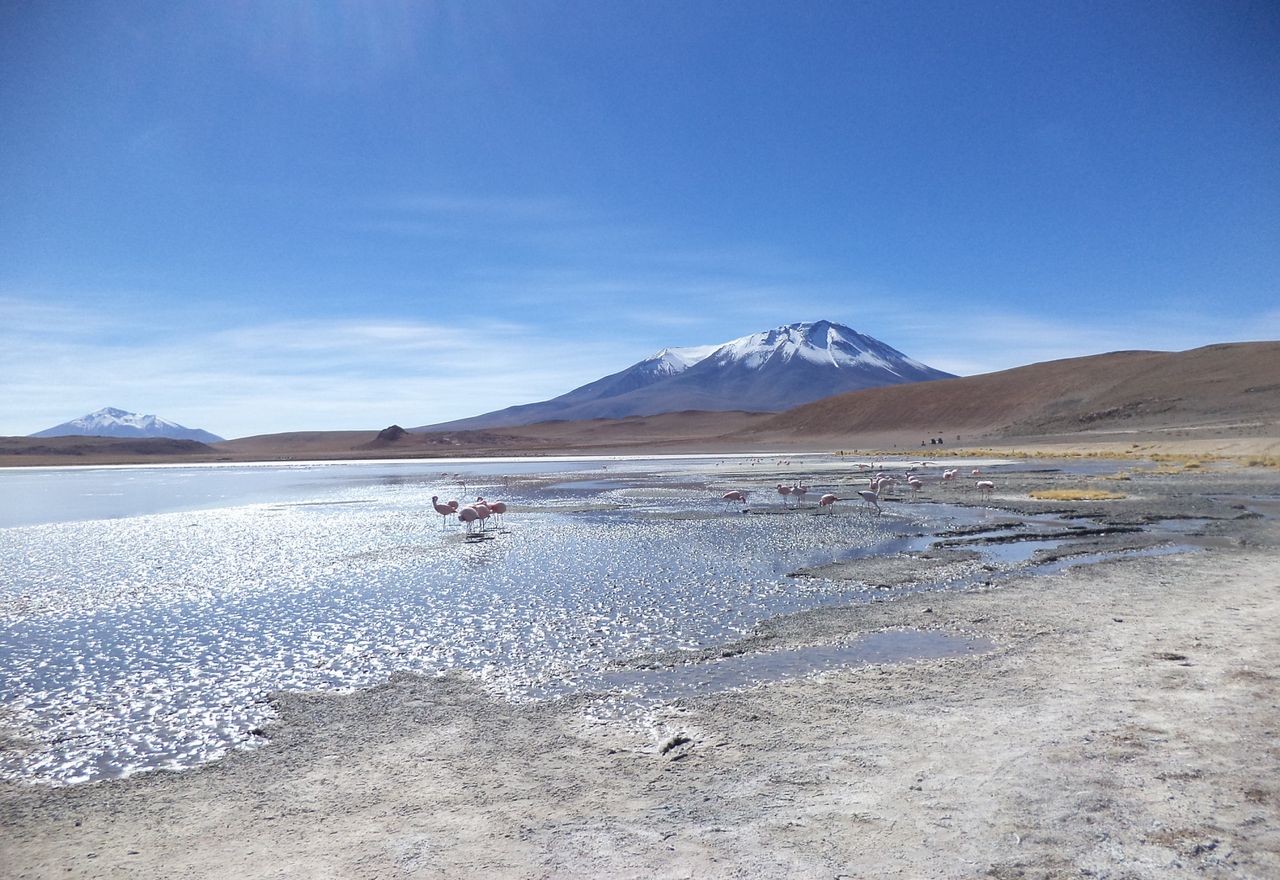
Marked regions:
[0,454,1157,785]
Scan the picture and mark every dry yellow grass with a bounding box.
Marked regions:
[1149,453,1220,467]
[1028,489,1127,501]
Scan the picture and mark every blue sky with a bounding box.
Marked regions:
[2,0,1277,438]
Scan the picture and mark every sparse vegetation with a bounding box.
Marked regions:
[1028,489,1127,501]
[1149,453,1221,467]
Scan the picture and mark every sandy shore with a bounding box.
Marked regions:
[2,467,1279,878]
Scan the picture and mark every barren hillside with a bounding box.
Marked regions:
[736,342,1280,446]
[6,343,1277,467]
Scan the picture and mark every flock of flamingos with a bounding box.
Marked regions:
[731,466,995,514]
[430,464,997,536]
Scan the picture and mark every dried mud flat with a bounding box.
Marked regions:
[2,467,1279,879]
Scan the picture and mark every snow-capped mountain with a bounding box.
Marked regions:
[31,407,224,442]
[416,321,954,431]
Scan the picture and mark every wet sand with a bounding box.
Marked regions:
[2,465,1279,878]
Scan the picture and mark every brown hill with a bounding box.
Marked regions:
[0,436,217,465]
[215,411,774,460]
[6,342,1276,467]
[735,341,1280,450]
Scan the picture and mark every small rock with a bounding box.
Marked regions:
[660,734,692,755]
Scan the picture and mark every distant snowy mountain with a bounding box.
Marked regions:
[416,321,954,431]
[31,407,224,442]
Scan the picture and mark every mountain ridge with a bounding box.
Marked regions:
[31,407,225,443]
[415,320,953,431]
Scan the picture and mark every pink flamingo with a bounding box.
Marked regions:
[777,483,793,508]
[818,493,838,512]
[971,468,983,476]
[457,505,479,535]
[721,490,748,510]
[791,482,808,507]
[487,500,507,526]
[907,477,924,496]
[942,469,957,484]
[431,495,455,529]
[976,480,994,501]
[474,498,492,531]
[857,489,881,514]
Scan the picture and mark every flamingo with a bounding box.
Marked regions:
[474,498,492,531]
[857,489,881,514]
[791,482,808,508]
[818,493,838,512]
[907,476,924,496]
[971,468,983,477]
[721,490,748,511]
[431,495,455,529]
[457,506,479,535]
[942,469,957,484]
[976,480,994,501]
[777,483,793,508]
[487,500,507,527]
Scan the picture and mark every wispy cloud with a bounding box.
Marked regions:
[4,289,1277,438]
[7,175,1278,440]
[0,300,624,438]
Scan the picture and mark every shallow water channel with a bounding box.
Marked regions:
[0,456,1189,785]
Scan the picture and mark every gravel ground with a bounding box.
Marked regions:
[3,463,1279,879]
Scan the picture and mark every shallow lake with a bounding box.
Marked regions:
[0,454,1155,785]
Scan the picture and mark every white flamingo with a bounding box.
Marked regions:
[857,489,881,514]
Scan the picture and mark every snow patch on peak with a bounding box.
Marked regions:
[646,344,720,373]
[710,321,883,370]
[75,408,175,431]
[687,319,947,381]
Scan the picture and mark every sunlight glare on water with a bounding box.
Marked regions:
[1,460,920,784]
